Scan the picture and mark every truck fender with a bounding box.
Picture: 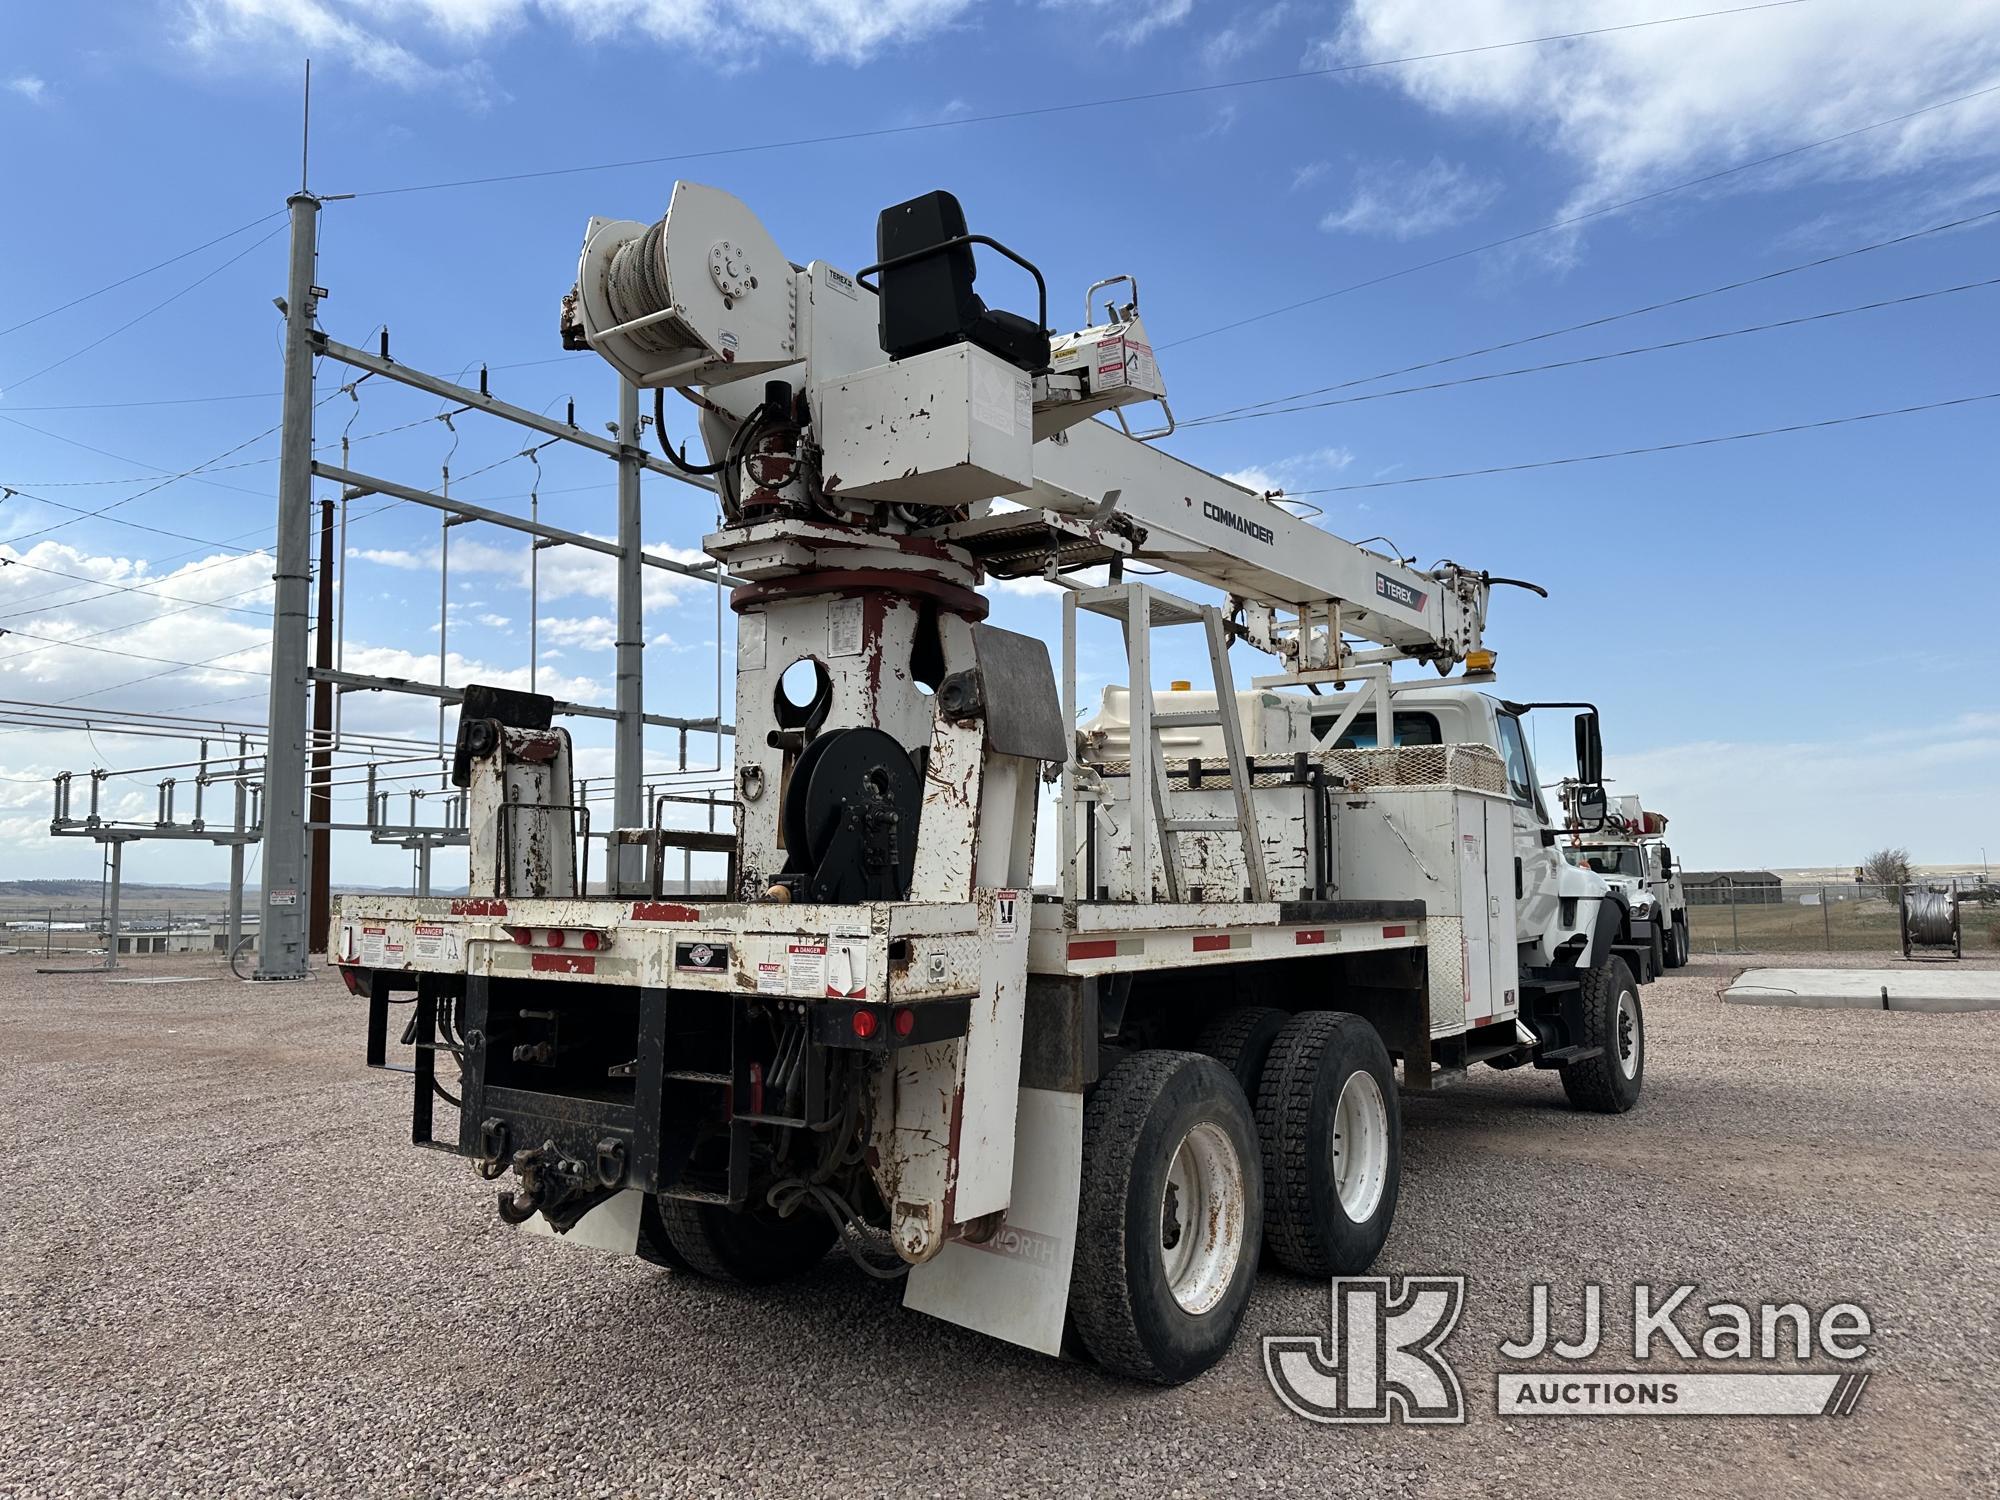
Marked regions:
[1582,891,1629,971]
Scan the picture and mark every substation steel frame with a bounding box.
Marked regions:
[253,193,738,979]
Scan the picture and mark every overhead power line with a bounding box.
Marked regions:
[1286,391,2000,494]
[1182,275,2000,428]
[0,553,270,620]
[1164,78,2000,351]
[338,1,1812,199]
[0,208,288,341]
[0,391,282,413]
[0,221,290,393]
[0,483,268,554]
[0,623,269,677]
[1191,205,2000,424]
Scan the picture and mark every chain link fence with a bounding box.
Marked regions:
[1686,880,1998,955]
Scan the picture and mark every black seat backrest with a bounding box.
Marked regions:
[876,190,981,361]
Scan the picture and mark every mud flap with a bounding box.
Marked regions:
[519,1187,643,1255]
[901,1086,1082,1356]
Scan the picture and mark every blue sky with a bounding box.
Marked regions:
[1,0,1996,887]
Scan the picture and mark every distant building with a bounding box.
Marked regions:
[1684,870,1782,905]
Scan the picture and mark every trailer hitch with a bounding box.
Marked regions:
[491,1137,628,1233]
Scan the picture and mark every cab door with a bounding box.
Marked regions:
[1494,708,1562,960]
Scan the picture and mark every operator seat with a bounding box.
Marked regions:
[874,190,1051,373]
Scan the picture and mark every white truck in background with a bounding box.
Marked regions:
[1564,794,1690,969]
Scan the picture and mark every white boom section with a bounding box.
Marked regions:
[1019,420,1485,660]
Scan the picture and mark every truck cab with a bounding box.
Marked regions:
[1309,685,1655,983]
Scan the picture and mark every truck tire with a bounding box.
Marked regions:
[1663,916,1689,969]
[1196,1005,1288,1101]
[656,1194,837,1286]
[636,1194,694,1272]
[1256,1012,1400,1278]
[1070,1051,1262,1385]
[1559,960,1645,1113]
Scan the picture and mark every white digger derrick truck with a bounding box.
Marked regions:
[1563,793,1691,970]
[334,183,1659,1384]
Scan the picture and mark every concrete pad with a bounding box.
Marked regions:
[1725,968,2000,1013]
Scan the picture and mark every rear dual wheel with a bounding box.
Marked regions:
[1070,1052,1262,1385]
[653,1194,837,1286]
[1256,1012,1401,1278]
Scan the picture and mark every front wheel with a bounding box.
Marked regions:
[1070,1051,1262,1385]
[1560,960,1645,1113]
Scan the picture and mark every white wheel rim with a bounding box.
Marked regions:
[1615,989,1642,1079]
[1160,1121,1246,1315]
[1331,1070,1390,1223]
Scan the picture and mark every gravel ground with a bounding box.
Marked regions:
[2,950,1995,1499]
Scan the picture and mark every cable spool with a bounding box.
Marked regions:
[604,218,683,357]
[1901,887,1960,958]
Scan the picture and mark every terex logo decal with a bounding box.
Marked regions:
[1375,573,1430,612]
[1202,499,1275,545]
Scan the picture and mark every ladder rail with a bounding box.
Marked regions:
[1103,579,1268,904]
[1203,604,1271,903]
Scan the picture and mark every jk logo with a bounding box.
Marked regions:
[1264,1277,1466,1424]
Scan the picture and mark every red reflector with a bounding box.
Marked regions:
[581,931,601,951]
[510,927,532,946]
[336,964,364,996]
[1192,933,1232,953]
[547,930,566,948]
[1295,929,1325,946]
[1382,925,1408,939]
[851,1009,879,1039]
[1067,938,1119,961]
[892,1007,915,1037]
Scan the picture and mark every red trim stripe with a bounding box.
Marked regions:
[1192,934,1233,953]
[1295,930,1325,946]
[1068,939,1119,961]
[1382,924,1408,939]
[631,902,701,922]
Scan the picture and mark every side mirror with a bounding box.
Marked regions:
[1572,784,1608,831]
[1573,711,1604,787]
[1658,846,1674,875]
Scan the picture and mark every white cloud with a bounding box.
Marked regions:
[476,612,511,628]
[1222,445,1355,497]
[537,614,615,650]
[6,76,48,102]
[1320,156,1501,239]
[1202,2,1289,69]
[181,0,978,83]
[345,532,713,612]
[1614,714,2000,870]
[1290,160,1330,192]
[1317,1,2000,229]
[1045,0,1193,47]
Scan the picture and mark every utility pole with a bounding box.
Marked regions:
[613,377,645,893]
[227,734,247,962]
[309,497,336,953]
[255,189,320,980]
